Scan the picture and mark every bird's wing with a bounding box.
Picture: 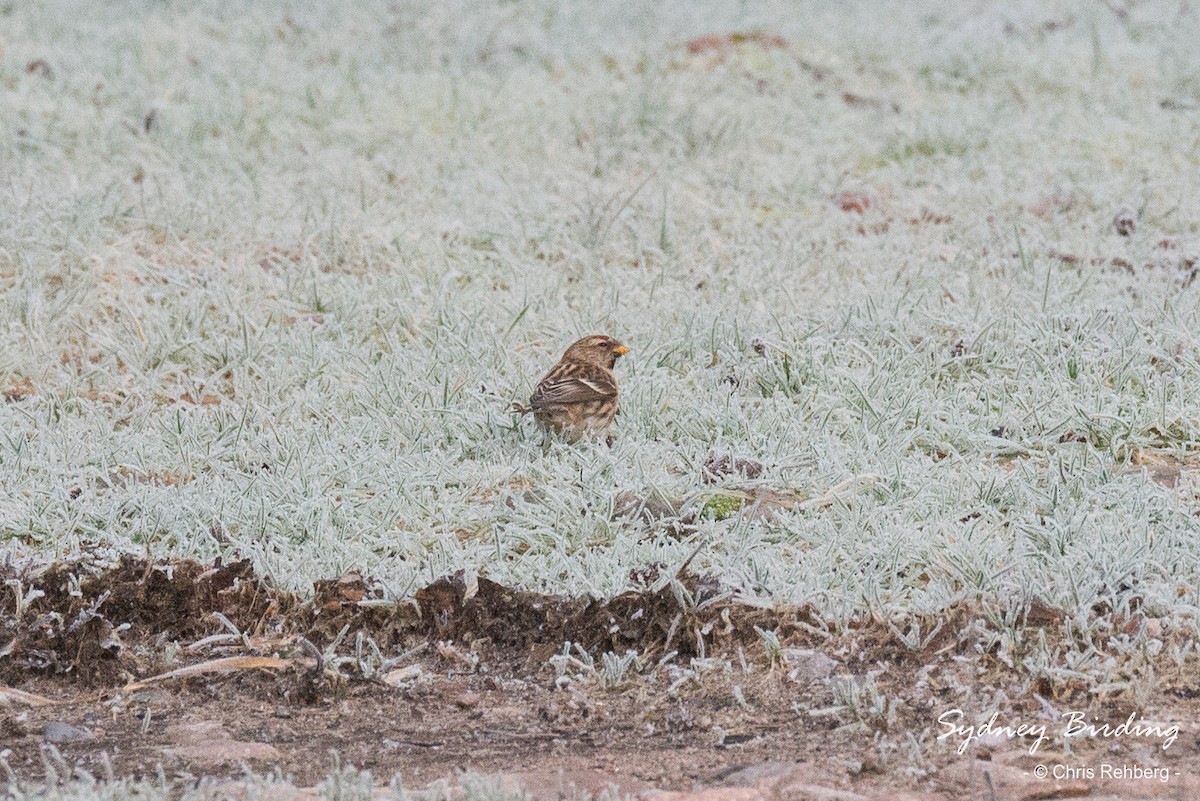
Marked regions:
[529,363,617,409]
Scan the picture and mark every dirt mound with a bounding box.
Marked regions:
[1,557,284,684]
[1,557,825,687]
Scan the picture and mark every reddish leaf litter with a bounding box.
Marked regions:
[685,32,788,57]
[2,557,1199,799]
[833,190,875,214]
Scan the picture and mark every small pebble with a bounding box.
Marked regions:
[44,721,94,744]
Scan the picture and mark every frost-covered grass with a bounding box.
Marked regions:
[2,0,1200,637]
[1,753,551,801]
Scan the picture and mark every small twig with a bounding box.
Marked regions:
[593,171,657,247]
[0,685,57,706]
[380,641,430,672]
[124,656,297,691]
[1096,0,1130,22]
[296,636,324,671]
[675,540,706,580]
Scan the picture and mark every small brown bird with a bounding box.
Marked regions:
[514,335,630,441]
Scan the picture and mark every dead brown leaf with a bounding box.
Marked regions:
[25,59,52,78]
[833,190,874,214]
[3,377,35,402]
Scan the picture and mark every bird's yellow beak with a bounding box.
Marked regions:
[613,344,630,356]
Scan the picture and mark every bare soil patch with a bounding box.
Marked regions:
[3,558,1199,799]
